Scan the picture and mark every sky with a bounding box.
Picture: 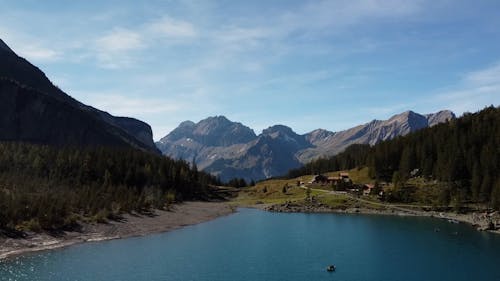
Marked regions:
[1,0,500,140]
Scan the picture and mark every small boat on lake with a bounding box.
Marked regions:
[326,265,336,272]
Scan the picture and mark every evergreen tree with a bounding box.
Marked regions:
[285,106,500,209]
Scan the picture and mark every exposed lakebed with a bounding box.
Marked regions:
[1,208,499,281]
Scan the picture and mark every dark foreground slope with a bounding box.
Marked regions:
[0,38,158,153]
[0,79,152,149]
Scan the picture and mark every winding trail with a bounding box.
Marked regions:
[302,185,437,214]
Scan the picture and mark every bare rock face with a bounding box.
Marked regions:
[0,38,158,153]
[156,116,257,164]
[426,110,456,127]
[296,110,435,162]
[157,110,454,182]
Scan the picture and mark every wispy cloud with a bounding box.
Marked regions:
[2,0,497,139]
[0,27,61,63]
[274,0,423,38]
[74,87,220,139]
[464,62,500,86]
[15,45,60,62]
[148,16,197,38]
[96,28,144,52]
[91,16,198,68]
[433,62,500,114]
[215,26,269,42]
[78,92,185,116]
[92,28,145,68]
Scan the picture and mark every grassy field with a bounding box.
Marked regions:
[231,166,382,209]
[232,178,324,206]
[324,166,372,184]
[231,166,493,216]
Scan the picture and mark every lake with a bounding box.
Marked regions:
[1,208,500,281]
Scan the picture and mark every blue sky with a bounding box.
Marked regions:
[1,0,500,139]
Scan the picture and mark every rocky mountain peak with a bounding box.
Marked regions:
[388,110,418,122]
[262,125,297,138]
[305,129,335,144]
[386,110,429,131]
[426,110,455,126]
[179,120,195,128]
[159,115,256,148]
[194,116,234,135]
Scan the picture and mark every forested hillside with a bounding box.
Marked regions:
[287,106,500,209]
[0,143,220,231]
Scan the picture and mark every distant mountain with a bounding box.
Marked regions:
[0,38,158,153]
[156,110,455,181]
[158,116,256,148]
[297,110,455,163]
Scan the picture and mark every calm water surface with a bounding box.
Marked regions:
[1,208,500,281]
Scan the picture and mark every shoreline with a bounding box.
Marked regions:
[261,201,500,234]
[2,200,498,261]
[0,201,234,261]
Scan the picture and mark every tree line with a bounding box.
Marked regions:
[0,143,222,231]
[287,106,500,209]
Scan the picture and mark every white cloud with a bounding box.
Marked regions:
[91,16,199,68]
[275,0,423,37]
[464,62,500,86]
[95,28,144,52]
[433,62,500,114]
[215,26,270,43]
[93,28,145,68]
[148,16,197,38]
[0,29,61,62]
[81,93,184,116]
[15,45,60,62]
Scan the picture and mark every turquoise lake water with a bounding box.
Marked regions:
[1,208,500,281]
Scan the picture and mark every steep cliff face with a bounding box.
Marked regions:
[0,39,158,153]
[157,110,455,182]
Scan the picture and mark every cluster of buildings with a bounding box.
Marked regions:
[309,173,379,196]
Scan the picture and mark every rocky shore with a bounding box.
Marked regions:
[0,202,234,260]
[265,200,500,234]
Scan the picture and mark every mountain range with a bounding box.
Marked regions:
[0,38,158,153]
[0,37,456,182]
[156,110,455,182]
